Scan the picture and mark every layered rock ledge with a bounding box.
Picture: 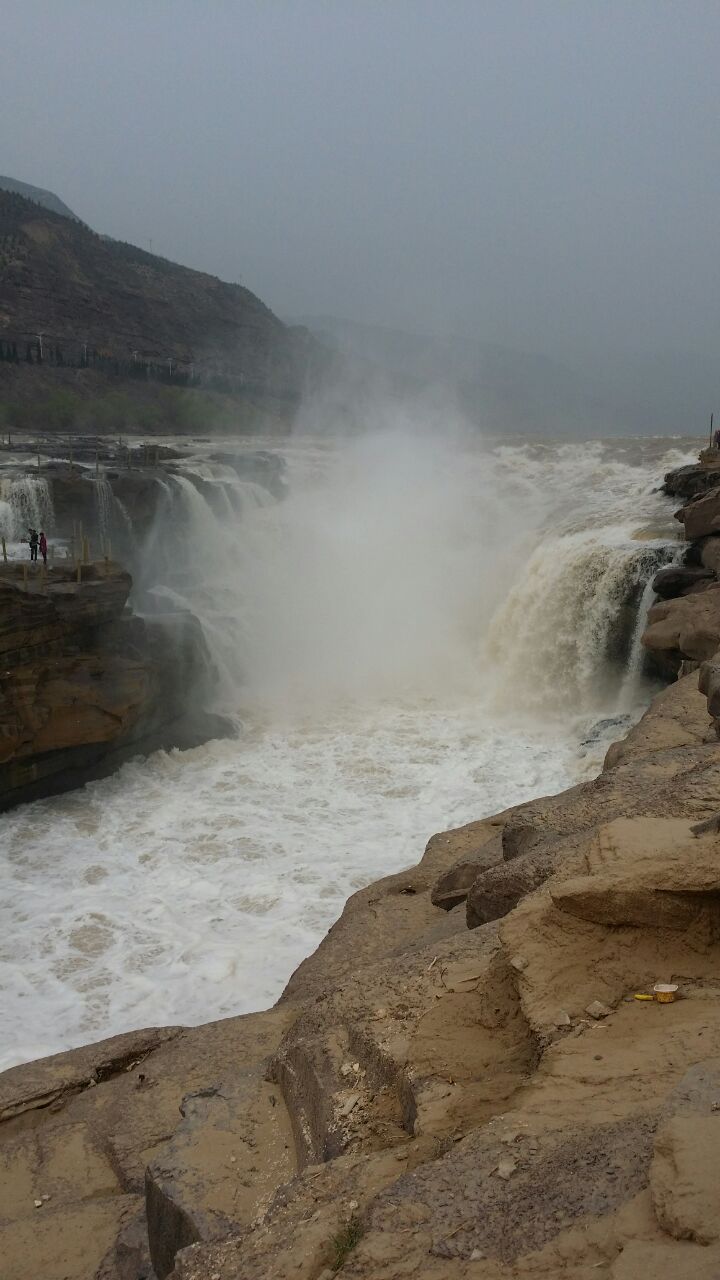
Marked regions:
[4,452,720,1279]
[0,561,228,810]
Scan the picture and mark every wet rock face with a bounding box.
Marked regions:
[0,563,132,663]
[676,486,720,541]
[652,565,715,599]
[642,584,720,674]
[664,462,720,500]
[0,563,230,810]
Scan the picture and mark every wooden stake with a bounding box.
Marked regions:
[77,561,82,584]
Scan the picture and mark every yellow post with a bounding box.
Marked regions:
[77,561,82,584]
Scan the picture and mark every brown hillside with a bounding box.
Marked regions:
[0,189,321,397]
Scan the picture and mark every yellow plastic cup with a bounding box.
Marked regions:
[653,983,678,1003]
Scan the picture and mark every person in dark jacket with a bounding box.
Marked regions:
[28,528,38,562]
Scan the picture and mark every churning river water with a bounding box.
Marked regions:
[0,428,700,1069]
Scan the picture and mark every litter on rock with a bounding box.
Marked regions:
[654,982,679,1003]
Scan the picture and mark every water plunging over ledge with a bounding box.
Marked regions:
[0,431,696,1069]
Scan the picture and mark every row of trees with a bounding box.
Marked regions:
[0,336,281,398]
[0,336,201,384]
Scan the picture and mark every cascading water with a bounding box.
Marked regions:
[617,545,680,709]
[92,478,115,547]
[0,431,697,1069]
[0,476,54,546]
[487,533,673,714]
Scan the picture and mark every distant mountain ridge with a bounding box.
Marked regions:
[0,175,81,222]
[0,187,323,400]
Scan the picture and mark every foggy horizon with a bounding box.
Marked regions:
[4,1,720,427]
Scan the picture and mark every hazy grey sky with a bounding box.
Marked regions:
[3,1,720,368]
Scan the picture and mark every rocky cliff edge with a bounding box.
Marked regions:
[0,561,228,810]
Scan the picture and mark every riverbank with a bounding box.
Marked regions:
[2,449,720,1280]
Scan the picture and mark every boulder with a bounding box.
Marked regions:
[701,536,720,572]
[664,463,720,500]
[642,587,720,666]
[466,851,554,928]
[431,843,503,910]
[699,651,720,720]
[676,486,720,540]
[652,566,714,599]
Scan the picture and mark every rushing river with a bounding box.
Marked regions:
[0,428,698,1069]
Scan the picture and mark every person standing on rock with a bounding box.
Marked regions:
[39,531,47,567]
[28,528,38,562]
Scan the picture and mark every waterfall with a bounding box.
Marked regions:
[0,477,54,544]
[93,478,115,546]
[486,532,675,714]
[616,544,680,709]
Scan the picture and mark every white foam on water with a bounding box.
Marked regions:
[0,430,699,1069]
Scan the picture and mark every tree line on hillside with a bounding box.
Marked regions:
[0,337,196,386]
[0,336,290,399]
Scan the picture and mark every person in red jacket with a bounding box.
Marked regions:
[39,531,48,567]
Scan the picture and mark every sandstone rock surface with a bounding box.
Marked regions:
[676,485,720,539]
[642,584,720,668]
[652,565,715,598]
[0,562,229,809]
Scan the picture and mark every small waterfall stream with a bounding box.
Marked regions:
[0,476,55,545]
